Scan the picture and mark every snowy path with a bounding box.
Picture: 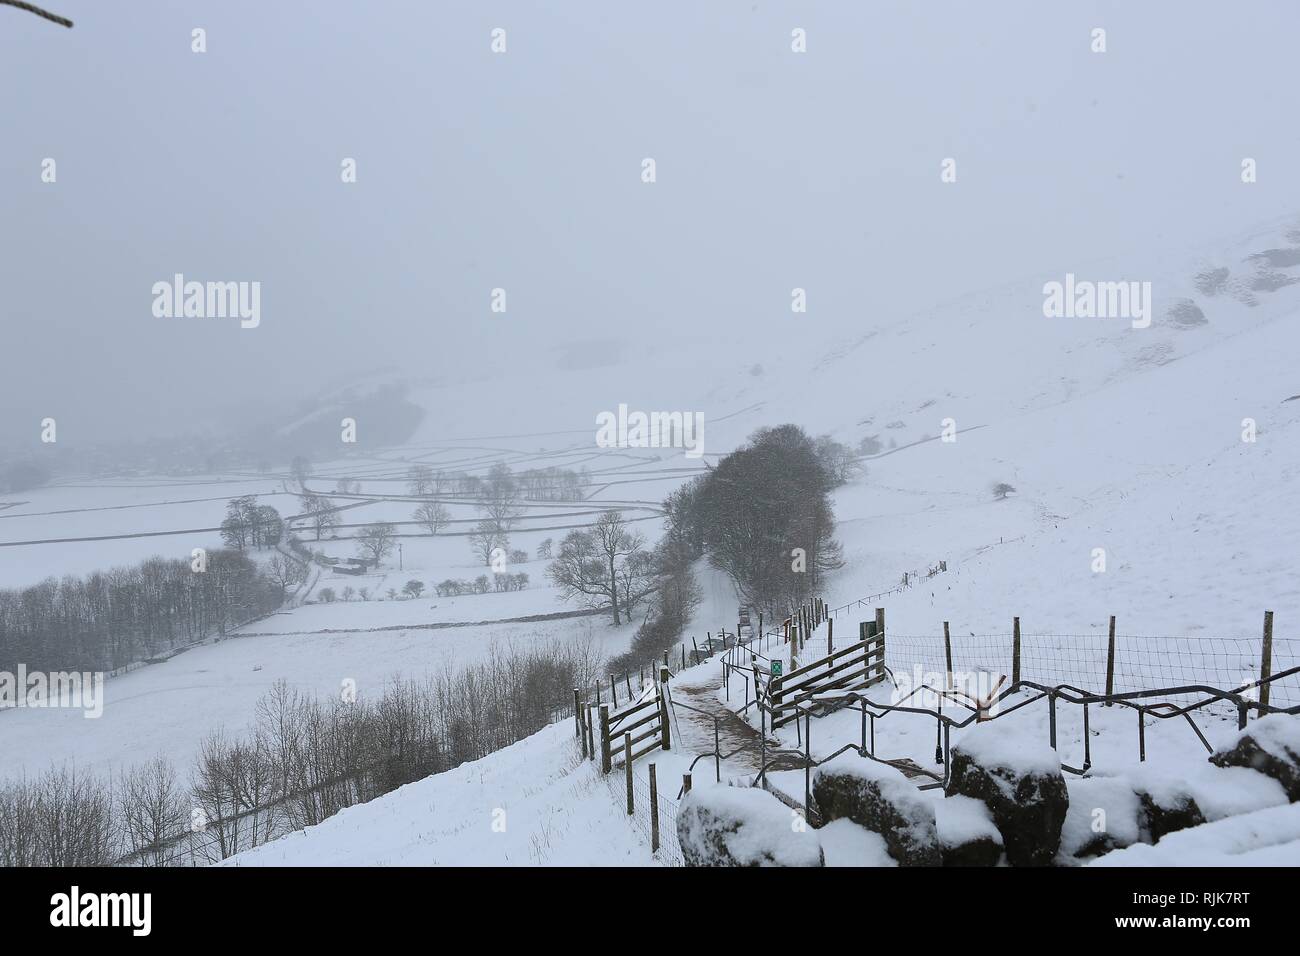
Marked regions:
[670,669,807,784]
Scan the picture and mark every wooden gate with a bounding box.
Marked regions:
[599,668,672,773]
[768,622,886,729]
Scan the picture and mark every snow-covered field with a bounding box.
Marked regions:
[0,612,636,782]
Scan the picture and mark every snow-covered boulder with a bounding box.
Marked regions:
[1059,776,1143,860]
[677,786,824,867]
[935,794,1003,866]
[1091,802,1300,867]
[1132,781,1205,841]
[812,753,941,866]
[1210,715,1300,802]
[945,725,1068,867]
[1129,760,1288,841]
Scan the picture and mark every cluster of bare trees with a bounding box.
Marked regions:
[609,488,702,672]
[405,463,587,502]
[515,466,588,501]
[0,550,282,674]
[0,768,114,867]
[433,573,529,597]
[0,638,601,866]
[219,496,283,551]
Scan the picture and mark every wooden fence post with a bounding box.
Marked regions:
[580,702,589,758]
[624,734,634,814]
[875,608,885,670]
[943,622,953,691]
[682,772,692,795]
[599,704,612,774]
[1260,610,1274,716]
[1011,616,1021,687]
[681,643,686,671]
[649,764,660,853]
[1104,615,1116,706]
[573,688,581,739]
[659,665,672,751]
[827,617,833,657]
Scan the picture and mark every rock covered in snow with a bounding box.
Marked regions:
[935,794,1003,866]
[1059,776,1143,860]
[1210,715,1300,802]
[812,753,941,866]
[944,725,1068,866]
[1127,758,1286,840]
[677,786,824,867]
[1091,802,1300,867]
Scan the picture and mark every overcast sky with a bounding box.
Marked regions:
[2,1,1299,450]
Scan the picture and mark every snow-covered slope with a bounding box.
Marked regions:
[226,721,657,867]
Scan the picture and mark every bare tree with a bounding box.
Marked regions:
[117,757,188,867]
[407,465,435,496]
[356,522,396,566]
[469,520,507,567]
[478,462,521,534]
[32,766,116,866]
[266,553,307,599]
[547,510,653,625]
[413,501,450,535]
[290,456,313,488]
[302,494,340,540]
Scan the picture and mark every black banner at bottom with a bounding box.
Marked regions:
[0,864,1278,940]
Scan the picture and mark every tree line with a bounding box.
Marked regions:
[0,550,283,675]
[0,637,601,866]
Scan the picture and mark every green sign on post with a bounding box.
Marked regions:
[770,661,782,677]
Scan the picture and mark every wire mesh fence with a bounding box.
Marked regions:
[884,630,1300,717]
[605,764,684,866]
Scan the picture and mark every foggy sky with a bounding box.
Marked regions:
[3,0,1299,451]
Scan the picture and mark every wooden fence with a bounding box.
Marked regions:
[767,609,887,729]
[573,665,673,774]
